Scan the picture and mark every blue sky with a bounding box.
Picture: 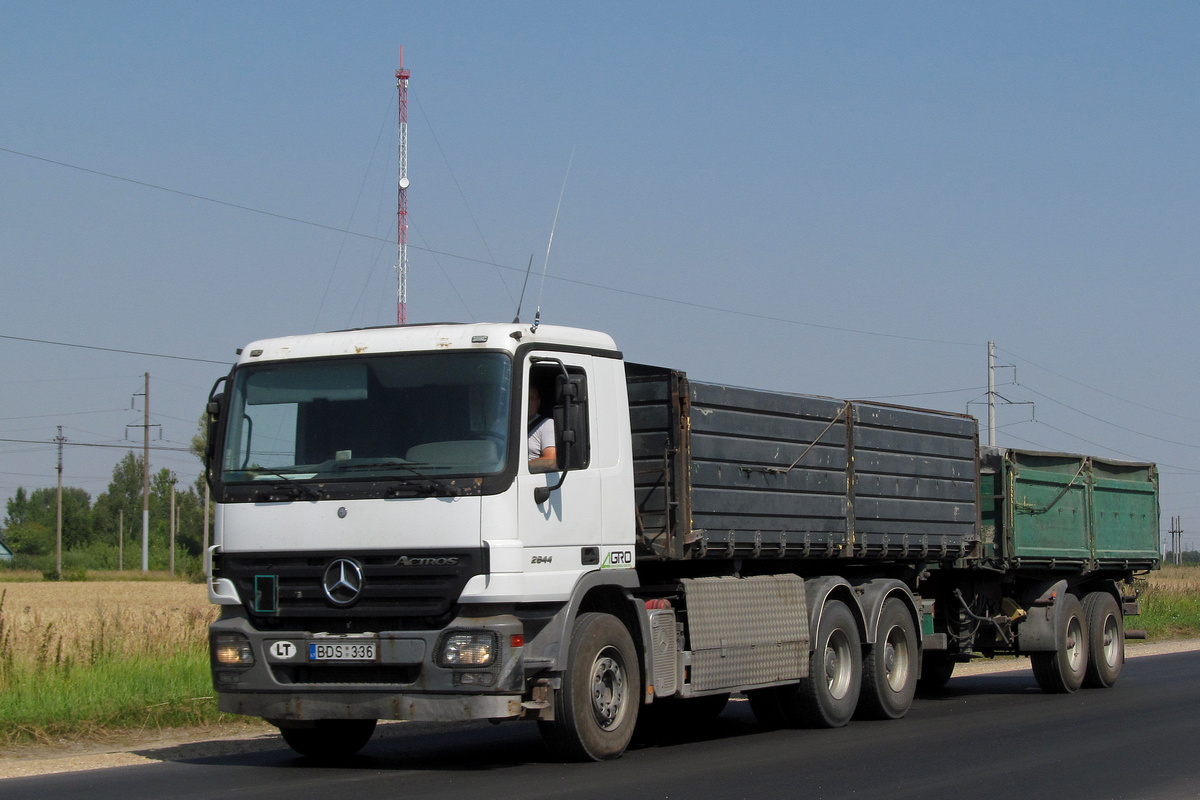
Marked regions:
[2,2,1198,546]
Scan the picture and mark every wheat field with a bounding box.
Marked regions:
[0,581,223,744]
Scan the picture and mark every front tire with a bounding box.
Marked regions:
[539,612,640,761]
[779,599,862,728]
[279,719,377,759]
[1082,592,1124,688]
[1031,593,1088,694]
[857,598,917,720]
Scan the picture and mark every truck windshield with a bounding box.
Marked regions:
[220,351,511,482]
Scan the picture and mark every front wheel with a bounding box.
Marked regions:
[778,599,862,728]
[1031,593,1088,694]
[278,719,377,759]
[539,612,641,761]
[1082,592,1124,688]
[857,597,917,720]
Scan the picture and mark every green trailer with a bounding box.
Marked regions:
[921,447,1160,694]
[978,447,1160,570]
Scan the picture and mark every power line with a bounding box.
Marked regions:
[0,333,229,365]
[998,346,1200,424]
[0,437,192,453]
[853,384,990,401]
[0,145,979,348]
[1020,385,1200,450]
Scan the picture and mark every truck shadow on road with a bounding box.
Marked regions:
[131,681,1050,773]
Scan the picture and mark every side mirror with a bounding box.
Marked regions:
[554,374,589,472]
[203,372,230,480]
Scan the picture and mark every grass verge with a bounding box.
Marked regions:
[0,655,233,745]
[1138,567,1200,639]
[0,582,234,745]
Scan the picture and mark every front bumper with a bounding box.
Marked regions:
[210,611,526,722]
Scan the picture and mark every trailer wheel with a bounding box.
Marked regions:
[1031,593,1088,694]
[278,719,377,759]
[857,598,917,719]
[1082,592,1123,688]
[779,599,861,728]
[917,652,955,694]
[539,612,640,761]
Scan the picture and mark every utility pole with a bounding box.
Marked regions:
[55,425,65,579]
[143,372,150,572]
[128,373,159,572]
[970,343,1032,446]
[169,477,177,576]
[118,508,123,572]
[1169,516,1183,566]
[987,342,996,447]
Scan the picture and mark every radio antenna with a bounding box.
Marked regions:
[532,145,575,333]
[513,254,534,323]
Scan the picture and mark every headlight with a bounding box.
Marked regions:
[212,633,255,666]
[438,632,496,667]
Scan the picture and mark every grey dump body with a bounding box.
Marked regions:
[627,364,980,565]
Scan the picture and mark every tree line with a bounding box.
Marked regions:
[1,452,206,574]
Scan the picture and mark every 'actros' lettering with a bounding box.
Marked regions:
[396,555,460,567]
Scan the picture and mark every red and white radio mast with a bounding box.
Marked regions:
[395,47,411,325]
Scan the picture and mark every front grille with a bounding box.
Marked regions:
[217,549,486,621]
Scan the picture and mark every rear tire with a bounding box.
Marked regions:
[857,598,917,720]
[1082,592,1123,688]
[778,599,861,728]
[1031,593,1088,694]
[279,719,377,759]
[539,612,640,761]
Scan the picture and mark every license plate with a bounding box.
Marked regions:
[309,642,377,661]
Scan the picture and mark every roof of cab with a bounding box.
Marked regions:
[234,322,618,364]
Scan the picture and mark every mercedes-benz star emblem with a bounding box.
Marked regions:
[322,558,364,606]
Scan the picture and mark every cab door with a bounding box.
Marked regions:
[517,354,603,554]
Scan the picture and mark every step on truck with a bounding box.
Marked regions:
[203,322,1160,760]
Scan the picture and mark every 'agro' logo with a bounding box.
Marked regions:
[601,549,634,568]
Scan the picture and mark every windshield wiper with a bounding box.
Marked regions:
[250,469,322,501]
[332,461,464,497]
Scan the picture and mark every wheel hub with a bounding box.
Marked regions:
[590,653,626,730]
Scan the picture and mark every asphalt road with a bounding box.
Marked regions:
[5,650,1197,800]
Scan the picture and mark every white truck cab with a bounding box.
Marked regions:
[206,323,641,759]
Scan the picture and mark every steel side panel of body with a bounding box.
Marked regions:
[217,496,484,553]
[683,382,977,560]
[1009,459,1091,560]
[682,575,809,692]
[1091,462,1159,561]
[1004,451,1160,565]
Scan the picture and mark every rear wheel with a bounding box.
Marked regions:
[278,719,377,759]
[1031,593,1088,694]
[779,599,861,728]
[539,612,640,761]
[857,598,917,720]
[1082,592,1124,688]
